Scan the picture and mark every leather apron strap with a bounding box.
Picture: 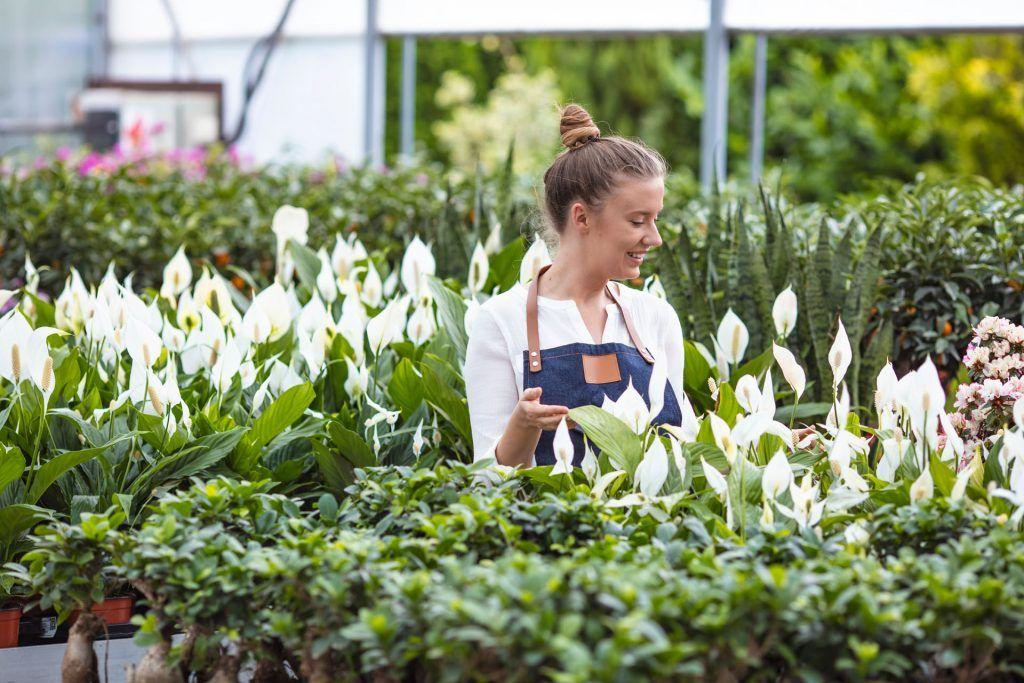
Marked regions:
[527,264,656,373]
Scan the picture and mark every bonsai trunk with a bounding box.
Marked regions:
[206,650,241,683]
[125,639,183,683]
[61,610,102,683]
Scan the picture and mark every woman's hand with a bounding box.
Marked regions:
[512,387,569,431]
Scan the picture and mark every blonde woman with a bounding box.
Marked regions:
[466,104,684,468]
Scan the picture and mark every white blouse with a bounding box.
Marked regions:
[464,281,685,465]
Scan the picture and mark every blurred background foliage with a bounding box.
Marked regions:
[385,33,1024,202]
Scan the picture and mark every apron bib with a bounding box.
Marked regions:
[524,265,683,467]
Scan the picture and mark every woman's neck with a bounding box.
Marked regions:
[538,253,609,304]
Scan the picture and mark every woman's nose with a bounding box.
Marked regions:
[644,223,663,248]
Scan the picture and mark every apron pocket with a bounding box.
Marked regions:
[582,353,621,384]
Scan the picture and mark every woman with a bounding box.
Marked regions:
[465,104,685,468]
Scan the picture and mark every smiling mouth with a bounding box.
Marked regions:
[627,251,647,262]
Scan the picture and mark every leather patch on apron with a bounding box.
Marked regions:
[582,353,621,384]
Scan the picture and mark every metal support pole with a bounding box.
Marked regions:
[363,0,385,165]
[88,0,109,79]
[700,0,729,191]
[400,36,416,159]
[749,33,767,184]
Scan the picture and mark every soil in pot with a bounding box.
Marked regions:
[69,596,134,627]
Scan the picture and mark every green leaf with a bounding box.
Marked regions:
[327,421,376,468]
[736,347,774,381]
[715,382,742,426]
[232,382,315,474]
[419,361,472,444]
[0,446,26,496]
[289,241,323,294]
[428,276,469,366]
[26,443,117,504]
[0,504,52,551]
[929,452,957,497]
[488,237,525,292]
[567,405,643,475]
[388,358,425,418]
[311,439,355,491]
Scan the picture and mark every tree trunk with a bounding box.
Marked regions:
[126,639,183,683]
[61,611,102,683]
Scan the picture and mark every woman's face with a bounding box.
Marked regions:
[571,175,665,281]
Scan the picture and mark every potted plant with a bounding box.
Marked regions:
[6,508,124,682]
[0,577,22,649]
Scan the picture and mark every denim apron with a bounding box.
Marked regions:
[524,265,683,466]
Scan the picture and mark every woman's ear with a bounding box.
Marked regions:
[569,201,589,235]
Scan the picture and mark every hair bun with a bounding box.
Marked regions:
[559,104,601,150]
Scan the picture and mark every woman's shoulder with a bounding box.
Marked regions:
[476,284,527,327]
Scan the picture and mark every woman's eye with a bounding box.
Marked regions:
[630,220,644,226]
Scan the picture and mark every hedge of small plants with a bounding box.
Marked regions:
[1,149,1023,681]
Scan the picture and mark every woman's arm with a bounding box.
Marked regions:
[465,308,567,468]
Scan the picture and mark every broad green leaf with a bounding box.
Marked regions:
[232,382,315,474]
[715,382,742,426]
[488,237,526,292]
[26,442,121,504]
[0,446,25,496]
[428,276,469,366]
[736,345,774,380]
[388,357,425,418]
[327,421,376,468]
[418,362,472,444]
[289,241,323,294]
[567,405,643,475]
[311,439,355,491]
[929,453,957,497]
[0,504,52,550]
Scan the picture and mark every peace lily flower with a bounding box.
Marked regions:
[551,417,574,475]
[826,383,851,432]
[731,412,793,451]
[298,327,332,377]
[715,309,749,365]
[772,343,806,400]
[337,302,368,365]
[161,316,187,353]
[896,357,945,451]
[875,362,898,415]
[467,241,489,295]
[316,247,338,304]
[828,318,852,389]
[875,437,908,483]
[298,292,332,338]
[252,360,305,414]
[580,442,599,483]
[909,466,934,502]
[844,521,870,546]
[246,283,292,342]
[635,438,668,497]
[601,378,650,435]
[160,246,192,299]
[401,236,436,299]
[55,268,94,333]
[361,261,384,307]
[777,473,825,529]
[519,234,552,285]
[484,222,502,255]
[643,275,667,301]
[272,205,309,282]
[406,301,436,347]
[707,412,735,462]
[193,269,240,326]
[331,234,359,280]
[344,358,370,399]
[366,296,410,355]
[412,420,426,458]
[660,396,700,443]
[700,457,728,497]
[735,374,761,414]
[772,286,798,338]
[762,450,794,500]
[210,335,244,392]
[0,311,62,392]
[364,396,401,429]
[176,291,201,332]
[125,316,163,368]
